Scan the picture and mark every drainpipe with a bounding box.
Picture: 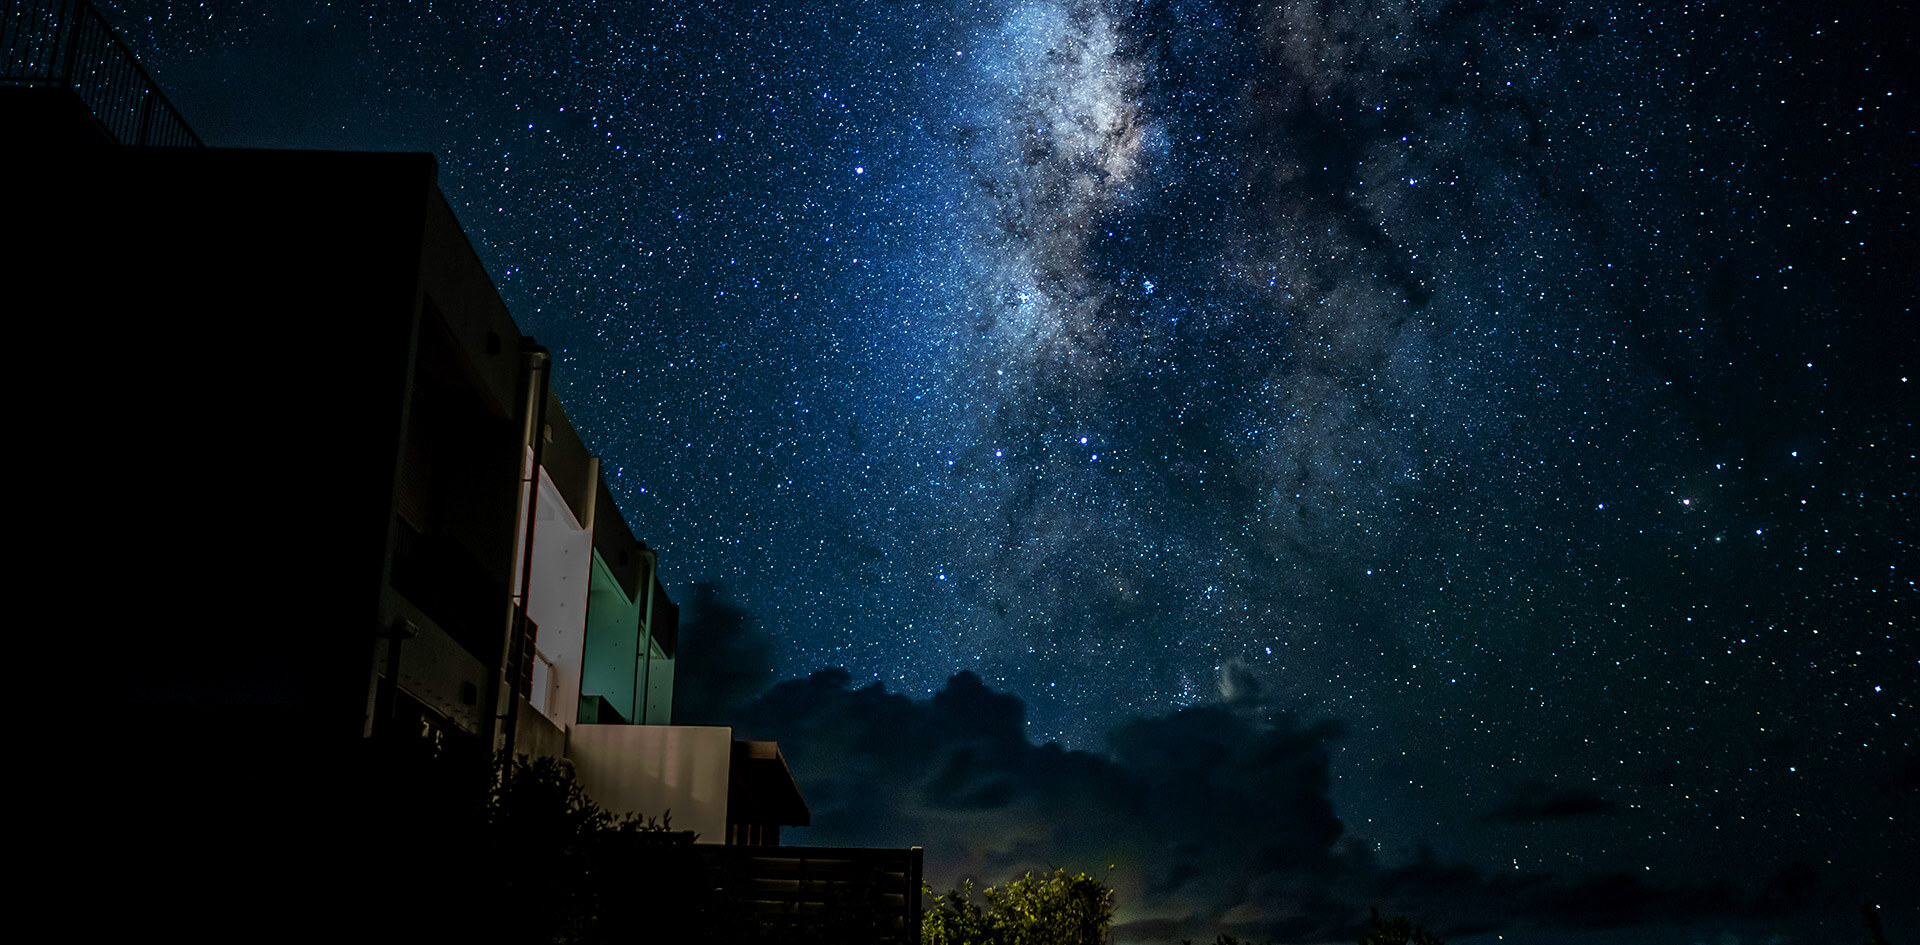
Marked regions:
[635,548,657,723]
[577,457,597,726]
[490,343,550,767]
[581,458,599,532]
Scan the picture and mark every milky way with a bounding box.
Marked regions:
[100,0,1913,940]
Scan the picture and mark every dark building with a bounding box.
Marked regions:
[10,3,920,941]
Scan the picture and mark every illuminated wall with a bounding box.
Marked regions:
[642,643,675,725]
[568,723,733,842]
[581,550,644,723]
[526,467,592,728]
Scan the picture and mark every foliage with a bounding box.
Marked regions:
[1356,907,1447,945]
[491,751,756,944]
[923,869,1115,945]
[354,736,741,944]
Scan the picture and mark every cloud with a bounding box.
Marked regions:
[719,658,1783,943]
[1482,780,1616,822]
[727,666,1355,940]
[671,582,779,724]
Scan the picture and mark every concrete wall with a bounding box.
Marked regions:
[581,550,643,723]
[568,724,732,842]
[516,696,568,762]
[25,146,435,741]
[643,650,675,725]
[383,595,488,735]
[527,468,592,728]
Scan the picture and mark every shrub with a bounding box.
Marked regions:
[923,868,1115,945]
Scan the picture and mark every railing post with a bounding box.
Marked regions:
[54,0,80,87]
[134,87,154,145]
[14,0,203,146]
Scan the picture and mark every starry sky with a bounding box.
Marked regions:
[98,1,1913,942]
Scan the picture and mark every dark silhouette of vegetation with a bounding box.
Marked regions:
[1169,905,1448,945]
[923,868,1115,945]
[1863,902,1896,945]
[1355,907,1447,945]
[356,734,748,944]
[498,754,758,943]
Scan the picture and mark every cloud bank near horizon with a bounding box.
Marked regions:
[674,589,1788,943]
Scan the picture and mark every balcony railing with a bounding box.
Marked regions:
[528,646,562,721]
[3,0,201,146]
[703,845,925,945]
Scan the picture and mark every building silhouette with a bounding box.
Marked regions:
[8,2,919,940]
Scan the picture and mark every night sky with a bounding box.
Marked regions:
[99,1,1913,942]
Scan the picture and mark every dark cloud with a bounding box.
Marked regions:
[730,665,1362,942]
[1483,780,1615,823]
[671,583,780,725]
[724,657,1766,943]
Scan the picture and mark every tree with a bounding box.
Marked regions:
[923,868,1115,945]
[488,752,752,944]
[354,738,744,944]
[1356,907,1447,945]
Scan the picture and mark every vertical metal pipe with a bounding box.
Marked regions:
[581,457,599,532]
[636,549,657,723]
[490,345,549,765]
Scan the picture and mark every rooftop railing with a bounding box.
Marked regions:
[3,0,201,146]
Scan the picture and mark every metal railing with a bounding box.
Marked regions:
[3,0,201,146]
[703,845,926,945]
